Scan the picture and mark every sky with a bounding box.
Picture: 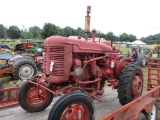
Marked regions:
[0,0,160,39]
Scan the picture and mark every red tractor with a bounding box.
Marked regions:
[18,6,143,113]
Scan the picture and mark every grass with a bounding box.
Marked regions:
[119,47,130,54]
[3,41,21,49]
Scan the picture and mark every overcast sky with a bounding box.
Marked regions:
[0,0,160,38]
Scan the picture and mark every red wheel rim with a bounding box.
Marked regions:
[60,103,90,120]
[25,85,48,107]
[132,71,143,99]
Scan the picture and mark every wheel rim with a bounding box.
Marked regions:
[60,103,90,120]
[18,64,34,79]
[25,85,48,107]
[132,71,143,99]
[151,104,156,120]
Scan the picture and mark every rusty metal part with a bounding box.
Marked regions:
[148,58,160,90]
[115,58,131,75]
[124,97,155,120]
[60,102,90,120]
[15,43,33,51]
[0,67,13,78]
[84,6,91,40]
[132,76,142,97]
[43,43,73,83]
[0,87,19,109]
[25,84,49,107]
[28,81,56,95]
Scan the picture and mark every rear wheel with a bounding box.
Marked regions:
[48,92,94,120]
[18,79,53,112]
[12,59,37,80]
[118,63,143,105]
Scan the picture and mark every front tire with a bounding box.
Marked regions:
[18,80,53,112]
[48,91,95,120]
[118,63,143,105]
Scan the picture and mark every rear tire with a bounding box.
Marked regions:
[118,63,143,105]
[18,79,53,112]
[48,91,95,120]
[12,59,37,80]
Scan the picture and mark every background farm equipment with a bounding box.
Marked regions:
[14,43,34,52]
[0,45,44,80]
[0,56,37,80]
[18,6,143,113]
[127,45,147,67]
[0,44,11,50]
[126,44,160,68]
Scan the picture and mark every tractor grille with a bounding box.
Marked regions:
[44,46,65,76]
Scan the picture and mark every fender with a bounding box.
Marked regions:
[124,97,156,120]
[115,58,131,75]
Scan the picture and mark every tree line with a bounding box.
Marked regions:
[0,23,137,42]
[141,33,160,44]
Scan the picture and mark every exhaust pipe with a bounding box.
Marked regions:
[84,6,91,40]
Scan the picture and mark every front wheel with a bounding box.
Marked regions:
[48,91,95,120]
[118,63,143,105]
[18,80,53,112]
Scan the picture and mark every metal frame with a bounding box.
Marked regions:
[0,87,19,109]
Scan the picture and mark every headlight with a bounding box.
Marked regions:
[74,68,82,77]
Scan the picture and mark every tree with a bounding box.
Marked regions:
[128,34,136,42]
[29,26,41,38]
[7,26,21,39]
[119,33,136,42]
[21,31,33,39]
[41,23,58,39]
[75,27,84,37]
[63,26,74,37]
[119,33,128,42]
[56,26,63,36]
[105,32,116,44]
[0,24,5,38]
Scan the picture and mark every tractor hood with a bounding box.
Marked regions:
[44,36,112,54]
